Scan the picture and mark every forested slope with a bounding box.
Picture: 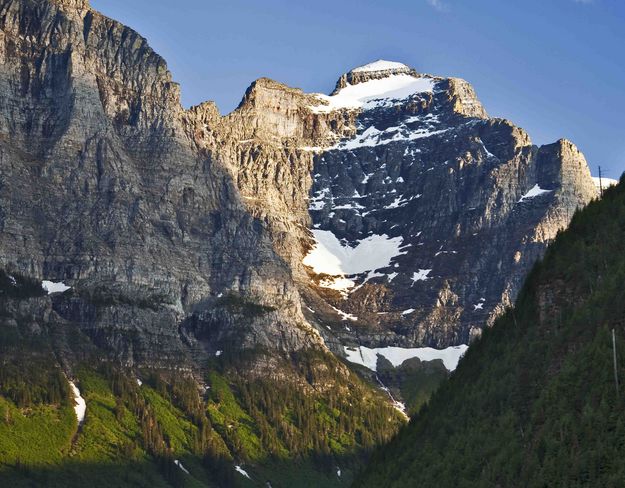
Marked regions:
[0,272,401,487]
[358,177,625,487]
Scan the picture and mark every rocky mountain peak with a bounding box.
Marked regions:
[537,138,596,200]
[345,59,415,80]
[331,59,421,95]
[308,62,487,122]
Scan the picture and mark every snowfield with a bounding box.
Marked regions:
[42,280,71,294]
[343,344,468,372]
[303,230,405,276]
[310,73,435,113]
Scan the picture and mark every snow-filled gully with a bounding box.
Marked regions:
[68,380,86,425]
[374,374,408,418]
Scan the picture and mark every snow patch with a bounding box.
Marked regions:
[69,380,86,425]
[174,460,190,475]
[333,124,448,151]
[42,280,71,294]
[411,269,431,285]
[344,344,468,372]
[518,184,553,203]
[477,137,496,159]
[435,250,457,257]
[332,305,358,322]
[235,465,251,479]
[351,60,410,72]
[332,202,365,211]
[385,194,421,209]
[319,276,356,293]
[361,172,374,184]
[310,74,435,114]
[309,187,330,211]
[303,230,405,276]
[401,308,415,315]
[375,374,408,417]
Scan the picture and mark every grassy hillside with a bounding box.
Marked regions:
[357,178,625,487]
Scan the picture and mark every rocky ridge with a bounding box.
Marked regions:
[0,0,324,374]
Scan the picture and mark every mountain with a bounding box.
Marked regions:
[0,1,403,485]
[0,0,601,486]
[358,179,625,487]
[189,58,597,353]
[187,56,597,413]
[303,67,597,349]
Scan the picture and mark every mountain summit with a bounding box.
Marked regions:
[210,57,594,353]
[330,59,419,93]
[351,60,411,72]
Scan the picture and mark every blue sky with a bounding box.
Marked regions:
[91,0,625,177]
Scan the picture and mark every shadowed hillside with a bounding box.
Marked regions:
[358,177,625,487]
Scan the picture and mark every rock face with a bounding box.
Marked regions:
[300,80,598,348]
[0,0,321,371]
[0,0,597,374]
[190,59,597,353]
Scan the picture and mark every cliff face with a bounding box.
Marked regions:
[0,0,323,372]
[301,108,596,348]
[357,175,625,488]
[0,1,597,372]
